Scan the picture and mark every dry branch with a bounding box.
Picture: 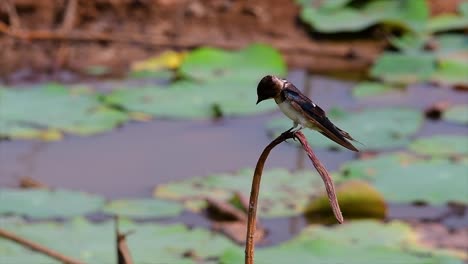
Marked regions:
[0,228,85,264]
[245,130,343,264]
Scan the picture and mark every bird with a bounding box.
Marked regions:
[256,75,359,152]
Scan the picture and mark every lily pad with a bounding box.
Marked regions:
[300,0,429,33]
[338,153,468,205]
[179,44,286,81]
[102,199,184,219]
[154,168,345,218]
[221,220,464,264]
[352,82,401,98]
[0,218,239,263]
[428,2,468,33]
[0,84,128,140]
[267,107,423,151]
[443,104,468,124]
[0,188,105,219]
[370,52,436,84]
[431,58,468,87]
[409,135,468,157]
[118,220,239,263]
[104,44,286,119]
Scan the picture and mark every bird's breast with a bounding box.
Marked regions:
[277,100,305,124]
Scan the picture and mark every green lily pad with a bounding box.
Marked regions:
[300,0,429,33]
[443,104,468,124]
[338,153,468,205]
[431,58,468,87]
[179,44,286,81]
[154,168,345,218]
[428,2,468,33]
[221,220,464,264]
[102,199,184,219]
[0,189,105,219]
[410,135,468,157]
[0,218,115,263]
[267,107,423,151]
[370,52,436,84]
[104,44,286,119]
[352,82,401,98]
[0,84,128,140]
[119,220,238,263]
[0,218,239,263]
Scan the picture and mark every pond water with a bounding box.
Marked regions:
[1,70,467,245]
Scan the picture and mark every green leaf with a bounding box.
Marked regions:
[102,199,184,219]
[299,0,429,33]
[267,107,423,151]
[0,218,115,263]
[154,168,345,218]
[0,84,128,140]
[431,58,468,87]
[338,153,468,205]
[220,220,464,264]
[0,189,105,219]
[0,218,239,263]
[179,44,286,81]
[119,221,239,263]
[352,82,401,98]
[410,135,468,157]
[370,52,436,84]
[104,44,286,119]
[443,104,468,124]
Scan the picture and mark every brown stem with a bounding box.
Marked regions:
[245,130,344,264]
[245,130,295,264]
[0,228,85,264]
[295,131,344,224]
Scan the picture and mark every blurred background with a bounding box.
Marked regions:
[0,0,467,263]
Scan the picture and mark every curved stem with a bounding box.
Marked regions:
[245,131,295,264]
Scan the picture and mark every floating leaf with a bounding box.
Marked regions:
[305,180,386,221]
[428,2,468,33]
[129,50,185,79]
[0,218,239,263]
[431,58,468,87]
[267,107,423,151]
[154,168,345,218]
[0,218,115,263]
[0,84,128,140]
[338,153,468,205]
[105,44,285,119]
[443,104,468,124]
[102,199,184,219]
[0,189,105,219]
[370,53,436,84]
[119,220,239,263]
[300,0,429,33]
[221,220,464,264]
[179,44,286,81]
[410,135,468,157]
[352,82,401,98]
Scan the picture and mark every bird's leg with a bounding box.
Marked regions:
[285,122,298,134]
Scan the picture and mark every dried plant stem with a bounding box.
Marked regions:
[0,228,85,264]
[245,130,343,264]
[295,132,344,223]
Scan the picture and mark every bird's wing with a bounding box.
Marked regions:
[283,84,359,152]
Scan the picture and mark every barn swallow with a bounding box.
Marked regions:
[256,75,359,152]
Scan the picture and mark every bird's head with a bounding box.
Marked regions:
[256,75,285,104]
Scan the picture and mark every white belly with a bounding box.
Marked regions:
[277,100,307,126]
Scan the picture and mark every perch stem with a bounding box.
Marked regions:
[245,130,343,264]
